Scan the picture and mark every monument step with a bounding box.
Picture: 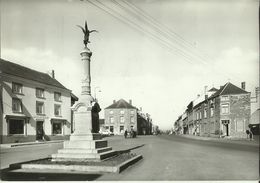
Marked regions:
[58,147,112,154]
[51,150,117,162]
[69,133,102,141]
[64,139,108,149]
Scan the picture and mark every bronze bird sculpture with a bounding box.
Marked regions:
[77,21,98,46]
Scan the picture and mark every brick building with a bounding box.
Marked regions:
[104,99,137,135]
[0,59,76,143]
[175,82,251,138]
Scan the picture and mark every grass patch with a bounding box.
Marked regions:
[26,153,136,167]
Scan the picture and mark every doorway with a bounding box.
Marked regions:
[36,121,44,140]
[222,120,230,136]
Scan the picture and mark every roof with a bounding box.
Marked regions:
[210,82,249,99]
[0,58,69,91]
[71,93,79,101]
[208,87,218,92]
[105,99,136,109]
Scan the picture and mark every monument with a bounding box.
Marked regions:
[52,21,116,162]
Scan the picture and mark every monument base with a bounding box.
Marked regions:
[51,133,117,162]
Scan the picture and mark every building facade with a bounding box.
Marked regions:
[0,59,74,144]
[104,99,137,135]
[175,82,251,138]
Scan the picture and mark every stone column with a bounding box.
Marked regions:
[80,47,94,106]
[71,46,94,136]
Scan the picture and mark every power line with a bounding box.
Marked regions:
[86,0,196,64]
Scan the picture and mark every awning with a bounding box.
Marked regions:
[50,118,67,123]
[5,114,30,120]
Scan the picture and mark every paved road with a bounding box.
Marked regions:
[1,135,259,181]
[0,142,63,169]
[98,135,259,181]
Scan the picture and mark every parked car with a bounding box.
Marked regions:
[99,129,114,136]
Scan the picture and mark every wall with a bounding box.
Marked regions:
[220,94,251,138]
[104,108,137,135]
[1,74,71,143]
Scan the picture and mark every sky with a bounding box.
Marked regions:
[1,0,259,130]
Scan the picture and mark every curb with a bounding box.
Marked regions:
[9,155,143,174]
[179,135,259,146]
[0,140,64,148]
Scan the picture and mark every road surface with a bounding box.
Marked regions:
[1,135,259,181]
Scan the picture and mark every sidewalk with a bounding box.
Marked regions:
[179,134,259,146]
[0,140,64,149]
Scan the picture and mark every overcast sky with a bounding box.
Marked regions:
[1,0,259,130]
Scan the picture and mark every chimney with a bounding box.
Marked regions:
[241,82,246,90]
[51,70,55,79]
[129,99,132,105]
[113,100,116,104]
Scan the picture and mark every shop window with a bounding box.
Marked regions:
[110,126,114,133]
[52,122,62,135]
[12,82,23,94]
[120,126,124,133]
[12,98,22,113]
[9,119,24,135]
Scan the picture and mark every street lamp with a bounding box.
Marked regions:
[94,86,101,101]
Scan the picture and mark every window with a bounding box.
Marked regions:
[221,95,229,101]
[54,92,61,102]
[120,116,124,123]
[130,116,134,123]
[210,108,214,117]
[36,88,44,98]
[110,126,114,133]
[36,101,44,114]
[204,108,207,118]
[109,110,113,114]
[130,110,134,115]
[199,112,202,119]
[12,98,22,113]
[54,104,61,116]
[52,122,62,135]
[12,83,23,94]
[221,104,229,114]
[109,117,114,123]
[9,119,24,135]
[120,110,124,114]
[120,126,124,133]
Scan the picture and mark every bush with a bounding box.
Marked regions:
[215,129,223,135]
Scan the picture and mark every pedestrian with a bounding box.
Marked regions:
[246,129,250,139]
[249,129,253,141]
[124,130,128,139]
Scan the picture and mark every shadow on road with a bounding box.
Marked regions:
[0,168,102,181]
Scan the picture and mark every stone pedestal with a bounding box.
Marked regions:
[51,47,116,162]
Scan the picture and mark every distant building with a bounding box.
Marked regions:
[137,110,153,135]
[104,99,137,135]
[175,82,251,138]
[0,59,76,144]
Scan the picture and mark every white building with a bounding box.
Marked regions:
[0,59,76,144]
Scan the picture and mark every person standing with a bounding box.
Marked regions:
[249,129,253,141]
[124,130,128,139]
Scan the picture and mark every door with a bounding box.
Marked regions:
[36,121,44,140]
